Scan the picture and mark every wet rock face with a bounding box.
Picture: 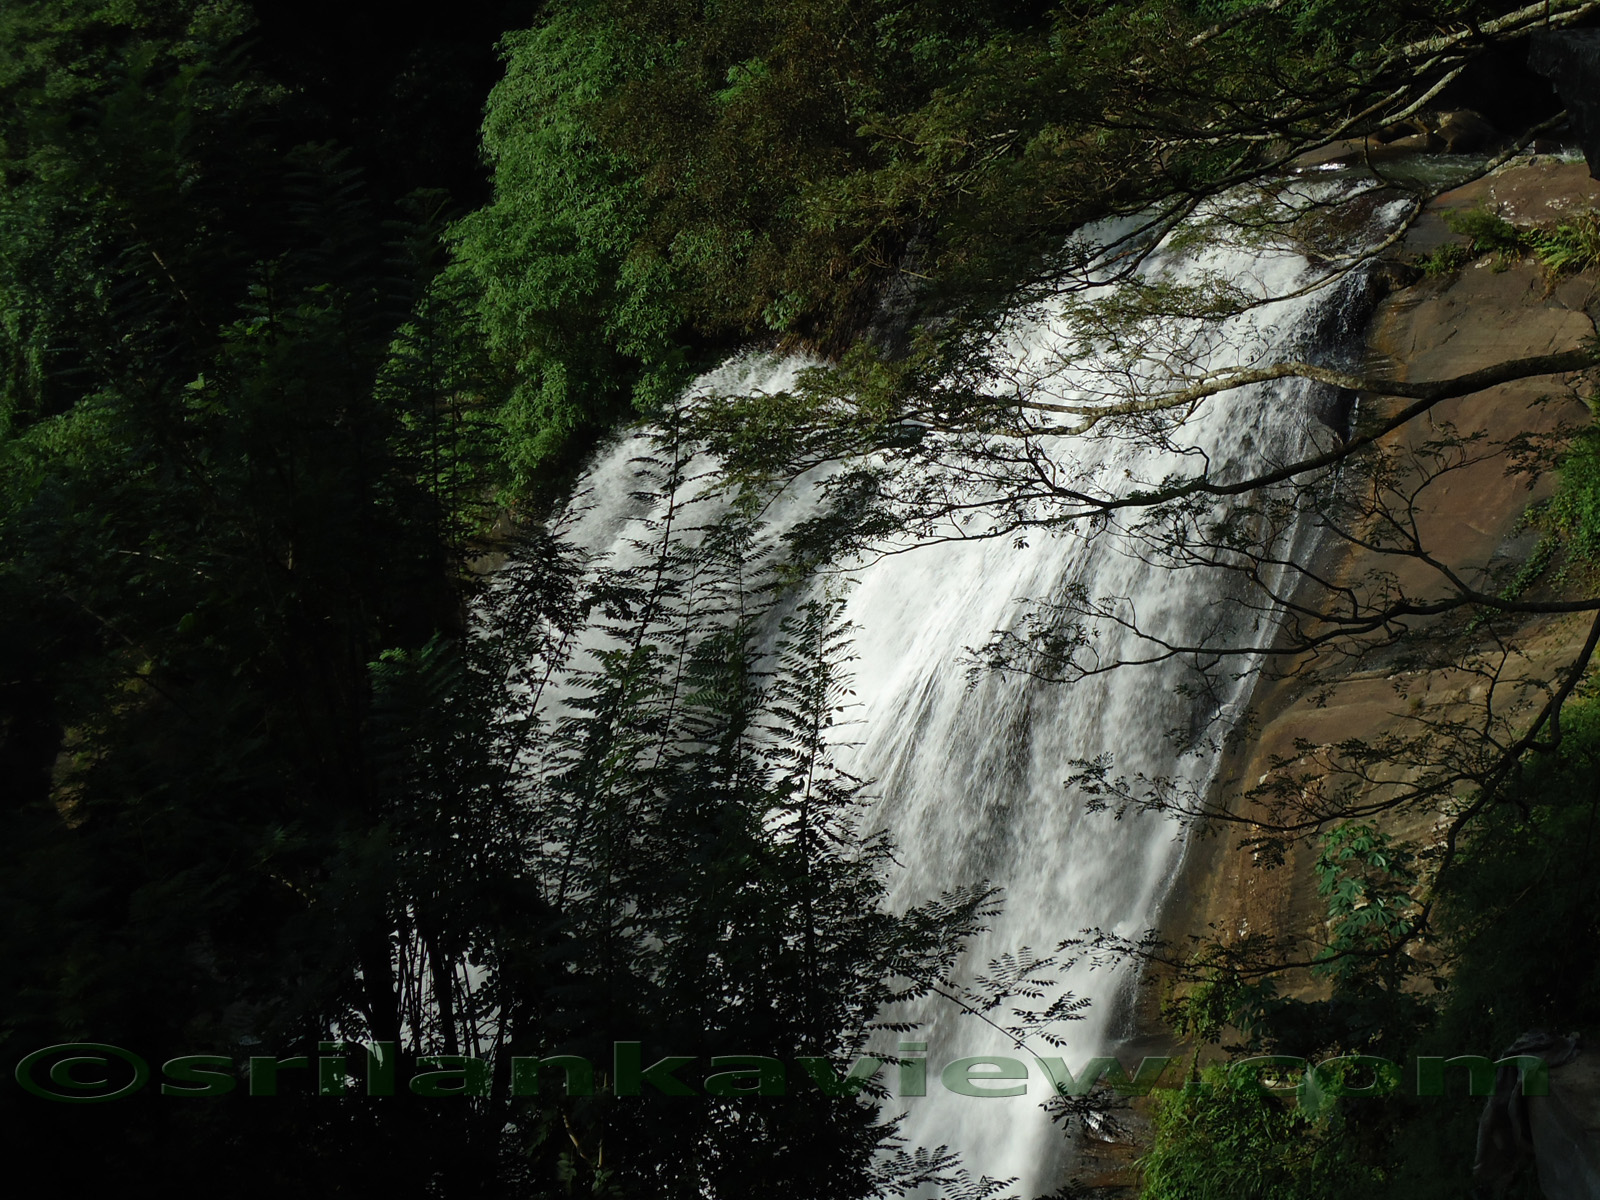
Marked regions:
[1436,109,1500,154]
[1529,31,1600,181]
[1151,159,1600,1104]
[1372,110,1499,153]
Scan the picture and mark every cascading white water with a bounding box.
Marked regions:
[554,179,1404,1196]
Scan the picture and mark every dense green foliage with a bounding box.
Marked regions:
[452,0,1522,488]
[1545,421,1600,569]
[1140,1064,1386,1200]
[449,0,1060,488]
[0,6,1028,1195]
[1418,203,1600,279]
[0,1,500,1188]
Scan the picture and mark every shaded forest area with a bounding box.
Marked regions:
[0,5,1004,1195]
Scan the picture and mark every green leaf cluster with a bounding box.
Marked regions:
[454,0,1505,488]
[1140,1064,1386,1200]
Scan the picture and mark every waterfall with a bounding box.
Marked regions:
[548,179,1404,1196]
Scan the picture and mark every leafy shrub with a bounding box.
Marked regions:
[1426,206,1600,282]
[1535,419,1600,575]
[1313,824,1418,983]
[1530,209,1600,278]
[1444,206,1523,254]
[1140,1065,1386,1200]
[1413,208,1524,276]
[1416,241,1471,276]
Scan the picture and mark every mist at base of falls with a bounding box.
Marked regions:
[543,181,1406,1197]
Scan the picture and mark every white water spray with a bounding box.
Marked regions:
[551,181,1403,1196]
